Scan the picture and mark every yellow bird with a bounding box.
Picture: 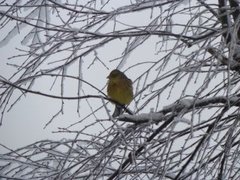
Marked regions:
[107,69,133,117]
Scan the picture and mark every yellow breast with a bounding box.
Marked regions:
[107,78,133,105]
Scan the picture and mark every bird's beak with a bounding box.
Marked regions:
[107,75,109,79]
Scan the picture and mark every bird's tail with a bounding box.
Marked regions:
[112,105,123,117]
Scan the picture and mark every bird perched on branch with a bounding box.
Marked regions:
[107,69,133,117]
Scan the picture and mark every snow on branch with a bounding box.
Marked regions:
[118,95,240,124]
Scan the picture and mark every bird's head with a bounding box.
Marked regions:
[107,69,123,80]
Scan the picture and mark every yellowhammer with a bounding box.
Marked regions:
[107,69,133,117]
